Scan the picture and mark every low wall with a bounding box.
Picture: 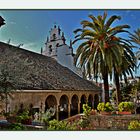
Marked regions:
[89,114,140,130]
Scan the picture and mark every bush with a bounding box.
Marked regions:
[118,102,134,112]
[42,108,55,126]
[9,123,26,130]
[47,119,76,130]
[128,120,140,130]
[97,102,114,112]
[83,104,91,116]
[16,110,31,124]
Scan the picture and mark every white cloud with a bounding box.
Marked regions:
[22,42,35,48]
[21,42,40,53]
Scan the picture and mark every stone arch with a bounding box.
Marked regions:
[59,95,69,120]
[45,95,57,110]
[45,95,57,119]
[88,94,94,108]
[80,94,87,113]
[94,94,99,109]
[71,94,79,116]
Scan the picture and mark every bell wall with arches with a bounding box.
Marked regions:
[9,90,101,120]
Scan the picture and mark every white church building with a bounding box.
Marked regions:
[42,25,82,76]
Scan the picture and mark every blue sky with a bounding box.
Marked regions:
[0,10,140,54]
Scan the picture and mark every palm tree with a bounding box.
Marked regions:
[130,28,140,45]
[113,41,136,104]
[130,28,140,76]
[130,28,140,74]
[73,12,135,103]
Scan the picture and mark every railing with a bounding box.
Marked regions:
[65,114,83,123]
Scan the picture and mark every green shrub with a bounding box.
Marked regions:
[105,102,114,112]
[97,103,105,112]
[118,102,134,112]
[128,120,140,130]
[42,108,56,125]
[47,119,76,130]
[83,104,91,116]
[97,102,114,112]
[9,123,26,130]
[16,110,30,123]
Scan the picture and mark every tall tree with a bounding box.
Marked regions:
[73,12,135,103]
[113,40,136,104]
[0,68,15,113]
[130,28,140,45]
[130,28,140,73]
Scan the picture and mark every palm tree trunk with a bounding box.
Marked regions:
[103,73,109,103]
[114,72,121,105]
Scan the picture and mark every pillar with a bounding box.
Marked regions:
[56,104,59,120]
[78,102,80,114]
[68,103,71,117]
[92,97,94,109]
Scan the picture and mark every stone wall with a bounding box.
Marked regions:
[89,114,140,130]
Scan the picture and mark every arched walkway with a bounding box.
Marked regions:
[94,94,99,109]
[80,95,87,113]
[71,94,79,116]
[88,94,94,108]
[59,95,69,120]
[45,95,57,119]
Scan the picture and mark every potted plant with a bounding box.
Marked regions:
[90,109,97,115]
[128,120,140,130]
[118,101,134,115]
[97,102,114,115]
[82,104,91,117]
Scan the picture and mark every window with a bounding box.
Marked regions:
[56,43,59,47]
[53,34,56,40]
[49,45,52,54]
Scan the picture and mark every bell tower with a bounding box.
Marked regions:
[42,25,66,60]
[42,25,82,77]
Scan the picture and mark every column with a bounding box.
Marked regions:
[56,104,59,120]
[78,102,80,114]
[92,99,94,109]
[68,103,71,117]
